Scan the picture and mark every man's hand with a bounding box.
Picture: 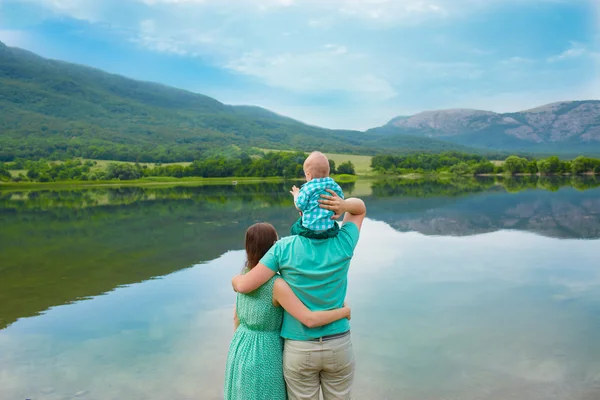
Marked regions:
[319,189,345,220]
[232,274,241,292]
[290,185,300,199]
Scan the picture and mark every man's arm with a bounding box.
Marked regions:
[232,263,276,294]
[319,190,366,231]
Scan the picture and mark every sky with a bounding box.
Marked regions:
[0,0,598,130]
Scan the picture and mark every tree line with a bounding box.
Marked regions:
[1,152,357,183]
[371,152,600,176]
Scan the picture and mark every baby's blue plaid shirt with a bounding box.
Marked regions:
[295,177,345,231]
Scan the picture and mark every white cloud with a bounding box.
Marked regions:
[338,0,447,23]
[132,19,210,56]
[226,47,396,100]
[501,56,535,65]
[20,0,107,22]
[7,0,598,129]
[547,42,587,62]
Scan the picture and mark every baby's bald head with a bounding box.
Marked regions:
[304,151,330,180]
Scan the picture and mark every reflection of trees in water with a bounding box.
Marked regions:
[0,184,309,330]
[1,181,357,211]
[1,178,597,330]
[371,176,600,198]
[0,181,361,329]
[371,177,496,198]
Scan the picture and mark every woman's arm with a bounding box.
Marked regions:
[233,304,240,331]
[232,264,276,293]
[272,278,350,329]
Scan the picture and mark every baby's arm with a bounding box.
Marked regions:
[290,185,301,211]
[273,278,350,328]
[291,184,310,211]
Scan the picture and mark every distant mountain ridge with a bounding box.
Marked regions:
[0,41,473,162]
[1,39,598,161]
[369,101,600,154]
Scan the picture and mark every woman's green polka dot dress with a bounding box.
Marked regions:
[224,275,286,400]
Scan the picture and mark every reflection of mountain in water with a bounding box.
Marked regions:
[2,179,599,330]
[0,184,302,329]
[368,185,600,239]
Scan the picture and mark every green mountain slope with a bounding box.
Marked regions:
[0,41,475,162]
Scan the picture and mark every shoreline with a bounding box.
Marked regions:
[0,176,291,191]
[1,172,597,191]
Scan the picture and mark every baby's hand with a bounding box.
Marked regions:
[290,185,300,198]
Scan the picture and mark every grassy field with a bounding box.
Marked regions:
[258,148,373,175]
[7,152,373,179]
[0,176,292,191]
[83,159,192,170]
[8,169,27,178]
[8,159,191,177]
[324,153,373,175]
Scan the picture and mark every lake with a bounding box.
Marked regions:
[1,177,600,400]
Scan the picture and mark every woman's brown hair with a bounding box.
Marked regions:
[245,222,278,270]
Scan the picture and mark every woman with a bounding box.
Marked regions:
[224,222,350,400]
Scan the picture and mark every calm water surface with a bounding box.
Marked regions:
[1,178,600,400]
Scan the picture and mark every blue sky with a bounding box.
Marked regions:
[0,0,598,130]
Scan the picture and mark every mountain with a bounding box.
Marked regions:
[369,101,600,155]
[2,40,597,161]
[0,41,473,162]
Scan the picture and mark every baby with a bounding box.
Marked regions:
[290,152,344,239]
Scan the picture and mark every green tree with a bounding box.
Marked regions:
[538,156,568,175]
[337,161,356,175]
[525,160,538,174]
[503,156,528,174]
[571,156,595,174]
[106,163,143,180]
[0,163,11,181]
[449,162,472,175]
[328,159,336,174]
[472,160,494,175]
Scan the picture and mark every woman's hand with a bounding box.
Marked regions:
[343,301,351,321]
[319,189,345,220]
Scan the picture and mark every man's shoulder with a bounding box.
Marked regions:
[276,234,304,248]
[338,222,360,246]
[340,221,358,233]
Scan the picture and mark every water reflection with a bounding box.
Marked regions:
[1,178,600,399]
[368,185,600,238]
[1,179,600,330]
[349,222,600,399]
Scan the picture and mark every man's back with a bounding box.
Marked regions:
[232,189,366,400]
[260,222,360,340]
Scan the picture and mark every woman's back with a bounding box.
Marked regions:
[224,275,286,400]
[236,275,283,332]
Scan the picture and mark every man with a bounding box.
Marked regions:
[232,152,366,400]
